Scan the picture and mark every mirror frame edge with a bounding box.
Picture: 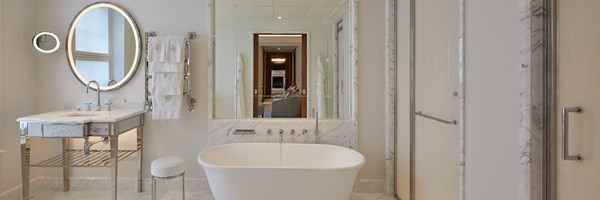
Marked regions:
[65,1,143,91]
[208,0,358,122]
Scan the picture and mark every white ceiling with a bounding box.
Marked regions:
[216,0,347,23]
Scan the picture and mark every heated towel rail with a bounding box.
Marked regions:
[144,31,197,113]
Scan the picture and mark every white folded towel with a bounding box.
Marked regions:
[149,62,184,73]
[152,72,183,95]
[152,95,183,119]
[165,36,185,63]
[149,35,186,120]
[147,37,166,62]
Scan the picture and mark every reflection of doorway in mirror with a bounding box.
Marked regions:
[253,34,307,118]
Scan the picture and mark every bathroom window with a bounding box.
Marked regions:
[76,60,110,86]
[73,7,129,86]
[76,7,110,54]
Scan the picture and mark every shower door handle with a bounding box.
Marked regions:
[562,106,583,161]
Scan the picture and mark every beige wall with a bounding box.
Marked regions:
[0,0,43,193]
[0,0,387,192]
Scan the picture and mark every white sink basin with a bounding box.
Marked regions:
[60,112,102,117]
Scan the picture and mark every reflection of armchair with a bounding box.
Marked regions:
[271,96,302,118]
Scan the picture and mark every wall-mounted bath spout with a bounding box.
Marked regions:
[232,129,257,135]
[86,80,101,111]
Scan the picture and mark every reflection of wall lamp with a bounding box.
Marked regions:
[271,58,286,64]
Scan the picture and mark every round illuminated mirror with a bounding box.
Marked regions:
[66,2,142,91]
[32,32,60,53]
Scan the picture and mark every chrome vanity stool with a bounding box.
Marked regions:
[151,156,185,200]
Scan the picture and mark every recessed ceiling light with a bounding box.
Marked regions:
[272,58,286,64]
[277,16,283,20]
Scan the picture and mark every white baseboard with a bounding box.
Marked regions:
[0,177,384,199]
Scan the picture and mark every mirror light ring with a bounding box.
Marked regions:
[66,1,142,91]
[32,32,60,53]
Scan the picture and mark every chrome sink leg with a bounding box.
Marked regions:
[137,126,143,192]
[62,138,70,192]
[109,135,119,200]
[20,135,30,200]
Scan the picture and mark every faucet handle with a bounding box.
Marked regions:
[290,129,296,135]
[301,129,309,135]
[84,103,93,111]
[278,129,284,135]
[266,129,272,135]
[104,103,113,111]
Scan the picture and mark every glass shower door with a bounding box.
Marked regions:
[413,0,459,199]
[556,0,600,199]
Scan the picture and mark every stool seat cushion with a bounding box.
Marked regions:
[151,156,184,177]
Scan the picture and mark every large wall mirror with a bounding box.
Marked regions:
[66,2,142,91]
[213,0,355,119]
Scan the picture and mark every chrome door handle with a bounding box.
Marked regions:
[562,106,583,161]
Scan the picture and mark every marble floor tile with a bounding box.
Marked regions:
[27,190,391,200]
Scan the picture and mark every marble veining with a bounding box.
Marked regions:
[519,0,547,200]
[0,177,388,200]
[384,0,397,197]
[14,190,390,200]
[458,0,466,199]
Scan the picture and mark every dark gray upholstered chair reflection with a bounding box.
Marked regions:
[271,96,302,118]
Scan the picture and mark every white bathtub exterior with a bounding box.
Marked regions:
[197,143,365,200]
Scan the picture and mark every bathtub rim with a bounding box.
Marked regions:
[197,143,366,171]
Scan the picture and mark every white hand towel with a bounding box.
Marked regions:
[165,36,185,63]
[147,37,166,62]
[152,95,183,119]
[149,61,184,73]
[152,72,183,95]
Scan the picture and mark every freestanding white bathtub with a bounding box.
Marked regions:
[197,143,365,200]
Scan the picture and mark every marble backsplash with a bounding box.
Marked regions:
[208,119,358,150]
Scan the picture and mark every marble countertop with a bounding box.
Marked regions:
[17,109,145,124]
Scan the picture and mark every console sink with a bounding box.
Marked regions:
[18,109,145,137]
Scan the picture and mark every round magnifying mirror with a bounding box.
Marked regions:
[32,32,60,53]
[66,2,142,91]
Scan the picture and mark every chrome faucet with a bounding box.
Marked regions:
[278,129,284,142]
[315,111,319,144]
[86,80,101,111]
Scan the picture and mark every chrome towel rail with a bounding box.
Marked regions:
[415,111,457,125]
[144,31,197,113]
